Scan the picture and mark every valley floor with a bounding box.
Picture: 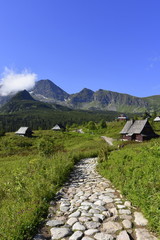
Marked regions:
[33,158,158,240]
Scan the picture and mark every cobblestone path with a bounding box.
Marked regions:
[34,158,158,240]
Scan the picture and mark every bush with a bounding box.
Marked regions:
[97,139,160,235]
[87,121,97,130]
[37,137,55,157]
[98,120,107,129]
[0,129,5,137]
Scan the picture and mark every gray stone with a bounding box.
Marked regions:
[67,217,78,226]
[80,196,88,201]
[115,200,123,204]
[117,230,131,240]
[69,211,81,218]
[33,234,45,240]
[48,207,55,213]
[105,188,115,193]
[102,221,122,233]
[72,222,86,231]
[135,228,158,240]
[102,211,112,218]
[69,231,84,240]
[106,203,115,209]
[79,216,91,222]
[117,204,126,209]
[122,219,132,229]
[81,212,93,217]
[81,201,93,206]
[109,207,118,215]
[119,209,131,215]
[94,200,106,206]
[99,196,114,203]
[94,232,114,240]
[70,207,77,213]
[82,237,94,240]
[92,204,106,212]
[85,221,101,229]
[106,215,119,222]
[51,227,72,239]
[60,201,70,206]
[89,208,100,214]
[114,198,121,201]
[134,212,148,226]
[94,213,105,221]
[60,205,70,212]
[119,215,132,220]
[79,205,90,211]
[46,219,64,227]
[124,201,131,207]
[76,191,84,196]
[92,216,101,222]
[84,229,99,235]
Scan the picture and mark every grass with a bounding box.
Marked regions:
[1,120,160,239]
[0,129,106,240]
[97,138,160,237]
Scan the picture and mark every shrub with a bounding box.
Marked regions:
[98,120,107,129]
[37,137,55,157]
[87,121,97,130]
[0,129,5,137]
[97,139,160,235]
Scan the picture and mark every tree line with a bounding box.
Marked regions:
[0,109,120,133]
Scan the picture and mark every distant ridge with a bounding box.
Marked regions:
[69,88,94,104]
[0,79,160,113]
[0,90,70,113]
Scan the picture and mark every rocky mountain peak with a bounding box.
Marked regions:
[31,79,69,101]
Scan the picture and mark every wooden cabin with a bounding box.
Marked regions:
[52,124,65,131]
[120,119,158,142]
[15,127,33,137]
[154,116,160,122]
[117,113,128,121]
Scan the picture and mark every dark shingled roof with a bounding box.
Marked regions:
[15,127,29,134]
[52,124,61,130]
[154,116,160,122]
[127,119,148,136]
[120,120,133,134]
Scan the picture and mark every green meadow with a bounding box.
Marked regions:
[98,137,160,237]
[0,127,107,240]
[0,120,160,239]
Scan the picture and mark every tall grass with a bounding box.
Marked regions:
[0,130,106,240]
[97,139,160,236]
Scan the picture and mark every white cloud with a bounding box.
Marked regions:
[0,68,37,96]
[147,55,160,70]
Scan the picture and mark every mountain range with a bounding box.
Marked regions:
[0,89,70,113]
[0,79,160,113]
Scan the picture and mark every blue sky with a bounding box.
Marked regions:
[0,0,160,97]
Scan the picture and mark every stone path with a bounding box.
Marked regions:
[34,158,158,240]
[101,136,114,146]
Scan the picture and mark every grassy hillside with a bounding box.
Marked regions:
[143,95,160,112]
[67,89,149,112]
[1,120,160,239]
[0,129,107,240]
[98,137,160,236]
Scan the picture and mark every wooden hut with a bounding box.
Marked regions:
[154,116,160,122]
[120,119,158,142]
[15,127,33,137]
[117,113,128,121]
[52,124,65,131]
